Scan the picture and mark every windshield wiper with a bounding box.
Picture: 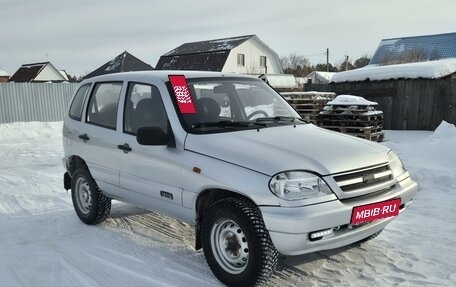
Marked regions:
[192,120,267,129]
[255,116,307,123]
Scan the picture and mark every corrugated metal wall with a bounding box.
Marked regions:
[0,83,78,123]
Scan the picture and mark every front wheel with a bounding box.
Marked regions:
[201,198,279,287]
[71,168,111,225]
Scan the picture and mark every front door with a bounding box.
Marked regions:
[115,82,184,216]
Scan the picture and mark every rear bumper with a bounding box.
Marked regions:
[260,176,418,256]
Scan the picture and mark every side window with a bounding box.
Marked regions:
[69,84,90,120]
[124,83,168,135]
[86,82,122,130]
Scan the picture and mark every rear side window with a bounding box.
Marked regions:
[69,84,90,120]
[86,82,122,130]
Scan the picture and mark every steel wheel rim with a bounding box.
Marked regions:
[211,219,249,274]
[75,177,92,214]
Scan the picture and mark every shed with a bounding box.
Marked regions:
[259,74,297,89]
[306,71,337,84]
[305,32,456,130]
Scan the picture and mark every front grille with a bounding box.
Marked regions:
[334,165,393,192]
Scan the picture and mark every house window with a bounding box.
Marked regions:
[260,56,267,67]
[237,54,245,66]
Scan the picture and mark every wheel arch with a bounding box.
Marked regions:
[67,155,88,177]
[194,188,258,250]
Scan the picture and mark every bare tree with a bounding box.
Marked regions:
[353,55,371,68]
[281,53,312,77]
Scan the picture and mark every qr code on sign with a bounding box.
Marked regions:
[173,86,193,104]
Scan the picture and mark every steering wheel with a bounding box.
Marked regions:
[247,110,268,120]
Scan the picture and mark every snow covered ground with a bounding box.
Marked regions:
[0,121,455,286]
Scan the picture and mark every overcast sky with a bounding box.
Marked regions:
[0,0,454,76]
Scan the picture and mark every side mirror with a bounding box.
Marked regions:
[136,127,169,146]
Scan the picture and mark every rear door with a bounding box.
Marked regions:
[82,81,124,193]
[64,83,92,160]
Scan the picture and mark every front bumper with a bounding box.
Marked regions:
[260,176,418,256]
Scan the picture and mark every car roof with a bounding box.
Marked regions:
[80,70,257,85]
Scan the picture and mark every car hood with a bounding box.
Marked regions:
[185,124,390,176]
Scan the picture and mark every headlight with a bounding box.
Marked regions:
[269,171,333,201]
[388,151,407,177]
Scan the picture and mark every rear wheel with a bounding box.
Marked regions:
[71,168,111,224]
[201,198,279,287]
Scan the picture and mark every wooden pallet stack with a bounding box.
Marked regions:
[281,91,336,124]
[317,95,384,142]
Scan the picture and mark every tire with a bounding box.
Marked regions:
[201,198,279,287]
[71,168,111,225]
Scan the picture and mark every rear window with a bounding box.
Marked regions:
[69,84,91,120]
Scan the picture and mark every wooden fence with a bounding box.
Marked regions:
[305,75,456,130]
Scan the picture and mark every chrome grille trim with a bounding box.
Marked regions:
[333,164,395,193]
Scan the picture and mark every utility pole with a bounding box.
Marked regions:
[345,55,349,71]
[326,48,329,72]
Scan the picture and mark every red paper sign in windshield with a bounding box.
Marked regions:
[169,75,196,114]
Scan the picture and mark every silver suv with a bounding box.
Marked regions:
[62,71,418,287]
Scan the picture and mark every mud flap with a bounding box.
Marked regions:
[64,172,71,190]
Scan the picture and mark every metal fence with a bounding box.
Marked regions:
[0,83,78,123]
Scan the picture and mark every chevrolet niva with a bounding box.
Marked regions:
[62,71,418,287]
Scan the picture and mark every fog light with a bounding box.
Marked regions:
[309,228,334,241]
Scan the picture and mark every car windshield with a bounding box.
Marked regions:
[176,77,304,133]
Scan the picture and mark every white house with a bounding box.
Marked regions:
[0,68,9,82]
[8,62,67,82]
[156,35,283,75]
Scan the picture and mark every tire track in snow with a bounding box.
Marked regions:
[107,205,195,247]
[0,166,69,217]
[102,205,219,285]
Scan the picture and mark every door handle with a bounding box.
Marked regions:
[117,143,132,153]
[78,133,90,142]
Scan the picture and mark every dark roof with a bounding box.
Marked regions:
[8,62,48,82]
[370,32,456,66]
[156,35,254,71]
[163,35,254,56]
[156,51,230,71]
[84,51,154,79]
